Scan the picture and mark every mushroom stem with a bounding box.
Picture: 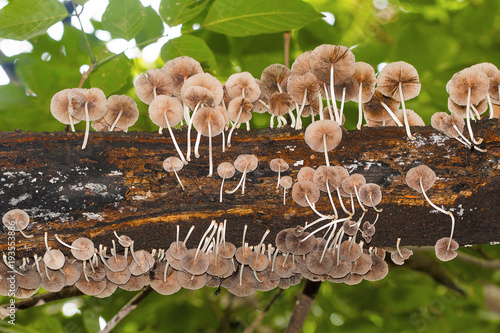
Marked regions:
[83,261,89,282]
[296,90,308,124]
[227,106,243,147]
[2,254,24,275]
[419,178,455,250]
[163,262,170,283]
[325,182,339,219]
[323,84,334,120]
[320,223,338,263]
[81,102,90,150]
[184,225,195,244]
[380,102,403,127]
[399,82,416,140]
[301,217,351,241]
[271,247,279,272]
[350,194,356,215]
[276,166,281,189]
[238,262,244,286]
[69,113,75,132]
[55,234,83,250]
[245,121,251,131]
[288,109,296,128]
[465,87,483,145]
[109,110,123,131]
[339,87,346,120]
[336,188,353,216]
[214,223,222,266]
[44,265,52,281]
[130,241,142,266]
[357,83,364,130]
[322,134,330,166]
[471,105,481,120]
[329,65,340,123]
[99,245,114,271]
[194,132,202,158]
[353,185,367,212]
[278,116,287,128]
[194,221,216,261]
[283,187,287,205]
[226,164,248,194]
[208,122,213,177]
[270,114,275,129]
[335,228,345,264]
[318,92,324,120]
[219,177,226,202]
[34,254,41,274]
[186,101,202,161]
[370,194,383,213]
[487,94,494,119]
[183,103,190,127]
[221,130,226,153]
[44,232,50,251]
[396,237,402,258]
[254,229,270,263]
[172,169,185,191]
[294,102,302,130]
[163,111,187,164]
[17,222,33,238]
[305,194,331,219]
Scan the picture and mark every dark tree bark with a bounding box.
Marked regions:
[0,120,499,257]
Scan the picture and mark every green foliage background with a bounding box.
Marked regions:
[0,0,500,332]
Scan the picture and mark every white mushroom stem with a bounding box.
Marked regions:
[310,112,315,123]
[172,168,185,191]
[487,94,494,119]
[109,110,123,131]
[163,111,187,164]
[323,84,334,120]
[270,114,276,129]
[350,194,356,215]
[227,106,243,147]
[238,262,245,286]
[194,221,216,261]
[300,217,351,242]
[335,228,345,264]
[419,178,456,250]
[305,194,331,219]
[322,134,330,166]
[2,254,24,275]
[81,102,90,150]
[399,82,416,140]
[34,254,41,274]
[465,87,483,145]
[329,65,340,123]
[184,225,195,244]
[220,176,227,202]
[339,87,347,119]
[370,194,383,213]
[281,253,289,268]
[254,229,270,263]
[194,132,202,158]
[55,234,83,250]
[294,102,302,130]
[320,223,338,263]
[282,186,287,205]
[396,237,403,258]
[99,244,114,271]
[186,101,202,161]
[318,93,324,120]
[296,90,308,124]
[183,103,190,126]
[246,121,251,131]
[271,247,279,272]
[276,166,281,189]
[288,109,296,128]
[380,102,403,127]
[112,240,117,262]
[471,105,481,120]
[207,122,214,177]
[221,130,226,153]
[325,182,339,219]
[44,232,50,251]
[336,188,353,216]
[69,113,75,132]
[226,164,248,194]
[83,261,89,282]
[214,223,222,266]
[130,241,141,266]
[163,262,170,283]
[44,265,52,281]
[278,116,287,127]
[353,185,367,212]
[17,221,33,238]
[357,83,364,130]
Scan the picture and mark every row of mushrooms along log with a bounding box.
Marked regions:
[0,210,401,299]
[50,88,139,149]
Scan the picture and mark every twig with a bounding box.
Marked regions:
[0,286,82,319]
[284,31,291,68]
[244,289,283,333]
[71,0,96,63]
[457,252,500,269]
[99,286,153,333]
[77,63,95,89]
[285,281,322,333]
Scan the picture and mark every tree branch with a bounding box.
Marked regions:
[286,281,322,333]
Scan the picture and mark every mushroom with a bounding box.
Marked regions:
[105,95,139,131]
[225,72,261,102]
[390,238,413,265]
[297,166,315,182]
[488,70,500,119]
[163,156,185,190]
[287,72,320,128]
[149,95,186,163]
[217,162,235,202]
[435,237,459,262]
[292,180,333,221]
[181,221,216,275]
[226,96,254,146]
[267,92,293,128]
[162,56,203,97]
[304,119,342,166]
[68,88,108,149]
[226,154,258,195]
[352,62,376,129]
[135,68,174,104]
[358,183,383,212]
[471,62,498,119]
[313,165,341,218]
[50,88,80,131]
[279,176,293,205]
[2,209,33,238]
[192,106,225,176]
[342,174,367,214]
[269,158,289,189]
[260,63,291,96]
[363,89,402,126]
[377,61,421,140]
[43,232,65,270]
[405,165,456,256]
[333,77,359,121]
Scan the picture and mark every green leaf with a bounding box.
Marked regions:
[159,0,210,26]
[102,0,146,40]
[90,54,132,95]
[160,35,218,76]
[202,0,322,37]
[0,0,68,40]
[135,6,165,47]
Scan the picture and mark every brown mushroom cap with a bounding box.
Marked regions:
[287,73,320,105]
[234,246,255,265]
[488,70,500,100]
[180,73,223,106]
[359,183,382,207]
[2,209,30,231]
[182,85,216,110]
[334,77,359,102]
[327,257,353,278]
[313,165,341,192]
[249,252,270,272]
[217,242,237,259]
[431,112,448,131]
[192,106,225,137]
[106,263,131,285]
[40,267,66,292]
[438,114,466,138]
[269,158,289,173]
[14,286,41,299]
[292,180,320,207]
[68,88,107,121]
[273,255,295,278]
[352,62,376,103]
[363,89,401,122]
[405,165,436,193]
[342,174,367,195]
[84,262,106,281]
[61,260,82,286]
[268,92,293,116]
[71,237,95,261]
[136,68,174,104]
[470,62,498,78]
[162,56,203,96]
[304,119,342,153]
[377,61,421,101]
[163,156,184,173]
[17,266,42,290]
[217,162,236,179]
[104,95,139,129]
[233,154,259,173]
[291,51,312,76]
[391,248,413,265]
[310,44,356,83]
[149,95,184,128]
[351,252,373,275]
[225,72,261,102]
[129,250,155,276]
[206,252,232,277]
[306,250,335,275]
[339,240,362,262]
[285,228,316,255]
[150,262,181,295]
[261,63,291,96]
[446,67,489,106]
[180,249,210,275]
[43,249,65,270]
[120,274,149,291]
[279,176,293,189]
[448,97,488,117]
[227,97,253,123]
[435,237,459,261]
[50,89,81,126]
[297,166,315,182]
[94,281,118,298]
[227,267,258,297]
[363,256,388,281]
[176,271,210,290]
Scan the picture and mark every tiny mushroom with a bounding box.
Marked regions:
[50,88,80,131]
[2,209,33,238]
[163,156,185,190]
[304,119,342,166]
[226,154,259,195]
[217,162,235,202]
[279,176,293,205]
[269,158,289,189]
[105,95,139,132]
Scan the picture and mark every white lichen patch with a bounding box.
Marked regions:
[363,161,382,171]
[293,160,304,167]
[2,171,30,178]
[449,204,464,217]
[82,212,105,221]
[108,170,123,176]
[9,193,32,206]
[285,145,296,152]
[411,132,448,148]
[49,177,60,183]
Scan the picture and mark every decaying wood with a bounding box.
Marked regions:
[0,120,499,257]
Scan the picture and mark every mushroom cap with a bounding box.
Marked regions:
[470,62,498,78]
[303,100,321,117]
[120,274,149,291]
[217,162,236,179]
[17,266,42,290]
[136,68,174,104]
[285,228,316,255]
[359,183,382,207]
[50,89,81,126]
[342,174,367,195]
[362,221,376,237]
[192,106,225,137]
[255,269,281,292]
[391,248,413,265]
[448,96,488,117]
[446,67,489,106]
[291,51,312,76]
[62,260,83,286]
[334,76,359,102]
[150,262,181,295]
[182,85,216,110]
[2,209,30,231]
[106,265,131,285]
[279,176,293,189]
[91,118,113,132]
[327,257,353,278]
[405,165,436,193]
[310,44,356,83]
[176,271,210,290]
[235,246,255,265]
[339,240,363,262]
[163,156,184,172]
[233,154,259,173]
[351,252,373,275]
[304,119,342,153]
[164,250,183,270]
[129,250,155,276]
[149,95,184,128]
[40,267,66,292]
[180,249,210,275]
[287,72,320,105]
[431,112,448,131]
[180,73,223,106]
[363,256,388,281]
[225,72,261,102]
[435,237,459,262]
[332,166,349,181]
[249,252,270,272]
[343,219,359,236]
[352,62,376,103]
[292,180,320,207]
[206,252,232,277]
[106,253,129,272]
[216,105,229,125]
[94,281,118,298]
[269,158,289,173]
[227,97,253,123]
[488,70,500,100]
[306,250,335,275]
[313,165,341,192]
[273,255,295,278]
[227,267,258,297]
[104,95,139,129]
[68,88,108,121]
[363,89,400,122]
[260,63,291,96]
[297,166,315,182]
[44,249,65,270]
[385,109,425,127]
[71,237,95,261]
[439,113,466,138]
[116,234,133,248]
[84,262,106,281]
[268,92,293,116]
[217,242,237,259]
[162,56,203,96]
[275,228,291,253]
[377,61,421,101]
